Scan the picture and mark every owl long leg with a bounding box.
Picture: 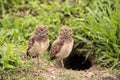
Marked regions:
[37,54,39,66]
[61,60,64,68]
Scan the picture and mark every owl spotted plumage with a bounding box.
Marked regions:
[50,26,74,68]
[26,25,49,65]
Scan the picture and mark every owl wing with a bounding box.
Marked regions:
[50,39,64,60]
[26,35,35,56]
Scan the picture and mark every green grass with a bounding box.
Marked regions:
[0,0,120,79]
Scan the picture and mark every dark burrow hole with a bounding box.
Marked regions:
[63,52,94,71]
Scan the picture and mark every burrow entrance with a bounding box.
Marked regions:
[63,50,95,71]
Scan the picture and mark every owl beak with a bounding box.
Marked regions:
[64,32,67,35]
[38,32,42,36]
[41,28,44,31]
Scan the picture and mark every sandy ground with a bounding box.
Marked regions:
[19,56,120,80]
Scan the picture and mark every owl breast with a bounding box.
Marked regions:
[40,39,49,54]
[29,39,49,57]
[56,40,73,60]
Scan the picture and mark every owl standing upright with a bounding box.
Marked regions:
[50,26,74,68]
[26,25,49,65]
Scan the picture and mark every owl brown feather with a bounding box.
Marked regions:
[26,35,36,57]
[49,26,73,60]
[49,26,73,68]
[26,25,49,59]
[50,39,64,60]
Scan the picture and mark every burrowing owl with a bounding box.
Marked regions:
[26,25,49,65]
[50,26,74,68]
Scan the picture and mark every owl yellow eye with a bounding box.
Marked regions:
[60,30,64,32]
[60,32,64,35]
[68,29,71,32]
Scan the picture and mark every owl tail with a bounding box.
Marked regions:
[26,50,37,58]
[26,51,30,57]
[25,50,31,59]
[49,55,57,60]
[26,48,30,56]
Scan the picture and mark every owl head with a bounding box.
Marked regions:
[35,25,48,37]
[59,26,73,38]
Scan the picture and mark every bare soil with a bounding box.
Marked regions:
[19,56,119,80]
